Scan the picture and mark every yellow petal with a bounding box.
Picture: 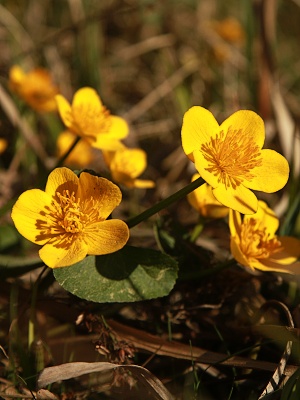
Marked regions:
[220,110,265,149]
[45,167,79,198]
[195,146,259,213]
[111,148,147,179]
[230,237,252,269]
[11,189,53,245]
[243,200,279,236]
[39,238,88,268]
[77,173,122,220]
[91,117,128,150]
[108,116,129,139]
[213,184,258,214]
[56,131,95,167]
[192,181,221,206]
[273,261,300,274]
[188,182,228,218]
[243,149,289,193]
[181,106,220,161]
[229,208,242,238]
[248,258,298,273]
[91,136,125,151]
[269,236,300,264]
[194,149,220,188]
[86,219,129,255]
[9,65,26,86]
[55,95,77,131]
[72,87,102,109]
[203,204,230,219]
[132,179,155,189]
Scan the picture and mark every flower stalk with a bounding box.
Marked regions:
[126,176,205,228]
[55,136,81,168]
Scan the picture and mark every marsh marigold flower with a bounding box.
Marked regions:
[188,173,229,218]
[9,65,58,112]
[229,201,300,273]
[181,107,289,214]
[56,130,95,167]
[11,167,129,268]
[103,147,155,189]
[211,17,245,62]
[56,87,128,151]
[213,17,245,44]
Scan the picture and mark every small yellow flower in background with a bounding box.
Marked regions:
[210,17,245,62]
[9,65,58,112]
[103,147,155,189]
[56,87,128,151]
[56,130,95,167]
[0,138,8,154]
[187,173,229,219]
[213,17,245,44]
[11,167,129,268]
[181,107,289,214]
[229,201,300,274]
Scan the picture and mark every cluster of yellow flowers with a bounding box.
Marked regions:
[182,106,300,274]
[8,65,300,274]
[9,66,154,268]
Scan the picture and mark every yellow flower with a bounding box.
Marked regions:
[213,17,245,44]
[55,87,128,151]
[103,147,155,189]
[187,173,229,218]
[9,65,58,112]
[0,138,7,154]
[11,167,129,268]
[56,130,95,167]
[229,201,300,273]
[181,107,289,214]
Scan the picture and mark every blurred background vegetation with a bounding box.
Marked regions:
[1,0,300,399]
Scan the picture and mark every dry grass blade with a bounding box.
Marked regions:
[123,59,199,123]
[38,361,174,400]
[116,34,175,61]
[107,320,298,377]
[257,301,294,399]
[271,82,300,176]
[0,3,34,59]
[0,84,53,169]
[0,386,59,400]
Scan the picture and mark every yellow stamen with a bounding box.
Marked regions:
[36,190,101,246]
[201,128,262,189]
[240,218,282,259]
[73,103,112,138]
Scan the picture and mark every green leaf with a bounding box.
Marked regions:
[0,255,43,278]
[53,245,178,303]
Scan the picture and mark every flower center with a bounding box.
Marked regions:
[239,218,282,259]
[73,103,112,138]
[56,191,87,233]
[36,190,100,246]
[201,128,262,189]
[114,153,144,178]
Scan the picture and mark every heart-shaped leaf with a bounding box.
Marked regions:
[53,245,178,302]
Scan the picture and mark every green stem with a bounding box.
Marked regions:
[126,176,204,228]
[55,136,81,168]
[28,266,47,350]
